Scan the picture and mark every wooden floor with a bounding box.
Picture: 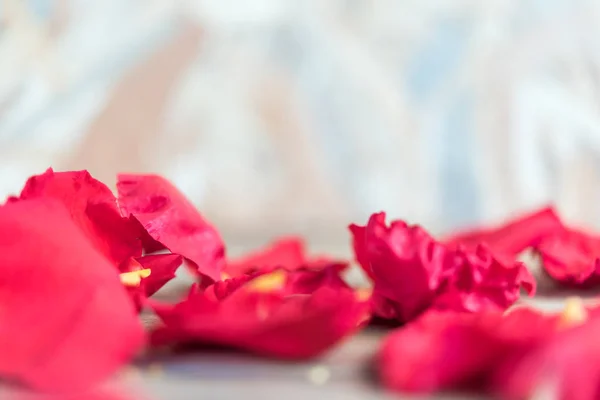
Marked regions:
[127,328,480,400]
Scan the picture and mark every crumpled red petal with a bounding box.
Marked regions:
[11,169,142,266]
[493,305,600,400]
[443,206,563,259]
[135,254,183,297]
[226,236,347,277]
[204,274,258,302]
[350,212,534,323]
[207,264,354,302]
[284,265,352,294]
[0,199,144,392]
[350,213,454,321]
[120,254,183,310]
[226,237,305,276]
[441,205,600,287]
[379,307,556,394]
[536,228,600,286]
[433,245,536,313]
[150,269,368,359]
[380,298,600,398]
[117,174,225,282]
[380,311,501,393]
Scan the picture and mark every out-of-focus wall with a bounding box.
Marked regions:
[3,0,600,246]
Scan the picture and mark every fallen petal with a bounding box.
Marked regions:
[443,206,563,258]
[12,169,142,266]
[226,236,348,277]
[0,200,145,392]
[150,277,368,359]
[537,228,600,286]
[350,213,533,323]
[117,174,224,282]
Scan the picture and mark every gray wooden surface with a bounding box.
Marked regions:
[126,328,481,400]
[132,329,394,400]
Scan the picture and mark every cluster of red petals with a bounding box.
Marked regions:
[445,205,600,287]
[9,167,600,399]
[0,168,370,394]
[0,169,233,393]
[380,302,600,400]
[350,212,535,323]
[379,308,548,393]
[9,170,202,302]
[144,236,366,359]
[151,266,369,359]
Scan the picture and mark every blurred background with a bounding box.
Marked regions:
[2,0,600,252]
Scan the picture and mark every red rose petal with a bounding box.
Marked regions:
[126,216,166,253]
[350,213,533,323]
[150,270,368,359]
[494,302,600,400]
[349,219,375,280]
[433,245,536,313]
[380,298,596,397]
[379,311,503,393]
[226,236,348,277]
[206,264,353,301]
[226,237,305,276]
[441,205,600,288]
[443,206,563,258]
[0,200,144,392]
[12,169,142,266]
[284,265,352,294]
[119,254,183,311]
[136,254,183,297]
[117,174,225,282]
[379,307,555,394]
[350,212,455,322]
[204,274,256,301]
[537,228,600,286]
[152,290,367,359]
